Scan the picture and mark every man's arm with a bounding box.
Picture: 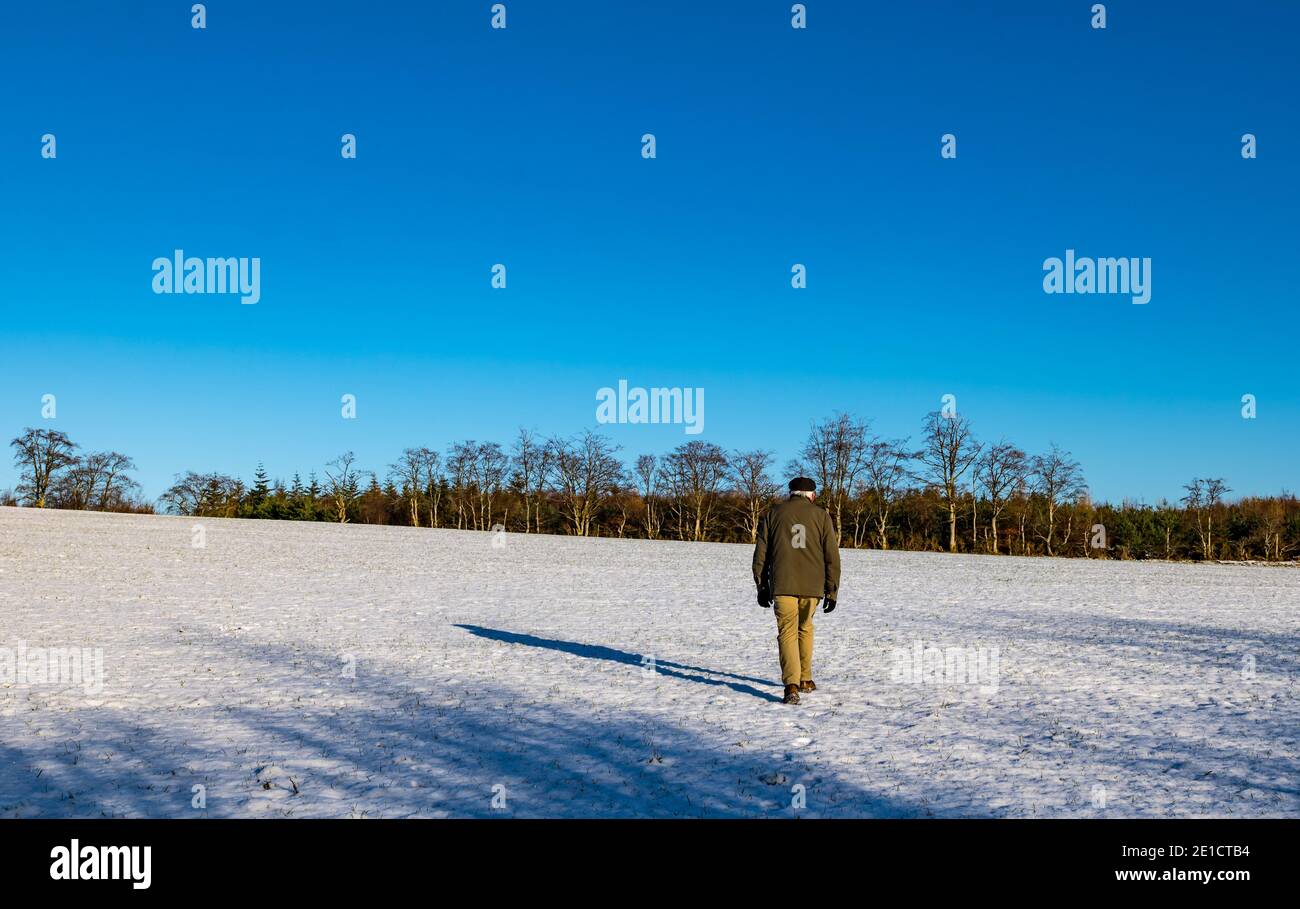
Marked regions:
[823,511,841,600]
[752,511,769,588]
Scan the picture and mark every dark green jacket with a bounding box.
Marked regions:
[752,495,841,599]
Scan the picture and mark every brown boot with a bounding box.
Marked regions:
[783,684,801,705]
[800,680,817,693]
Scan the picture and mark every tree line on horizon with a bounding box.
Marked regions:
[6,415,1299,562]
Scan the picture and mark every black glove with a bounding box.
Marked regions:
[823,598,837,614]
[757,586,773,608]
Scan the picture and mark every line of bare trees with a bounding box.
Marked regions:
[8,419,1297,562]
[6,428,146,512]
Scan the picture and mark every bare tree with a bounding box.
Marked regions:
[160,471,207,515]
[52,450,139,511]
[861,438,914,549]
[53,451,106,509]
[730,449,779,543]
[1256,494,1295,562]
[10,428,78,508]
[510,428,546,534]
[1182,477,1231,559]
[662,441,730,542]
[1030,444,1086,556]
[473,441,509,530]
[789,414,871,543]
[609,470,636,538]
[389,448,427,527]
[97,451,138,510]
[978,442,1027,554]
[1153,499,1178,560]
[917,411,982,552]
[420,447,443,528]
[547,431,623,536]
[657,455,688,539]
[634,454,660,540]
[445,441,477,529]
[323,452,362,524]
[160,470,243,517]
[442,440,506,530]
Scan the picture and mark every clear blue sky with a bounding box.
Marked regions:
[2,1,1296,503]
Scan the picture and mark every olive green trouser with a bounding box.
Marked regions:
[773,595,817,686]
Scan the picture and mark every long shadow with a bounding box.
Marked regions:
[1,631,926,818]
[0,716,222,819]
[455,624,782,703]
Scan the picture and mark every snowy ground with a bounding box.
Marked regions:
[1,506,1297,818]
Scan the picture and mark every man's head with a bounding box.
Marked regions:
[789,476,816,501]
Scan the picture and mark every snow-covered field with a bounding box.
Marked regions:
[1,505,1297,818]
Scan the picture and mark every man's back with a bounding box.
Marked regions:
[752,495,841,600]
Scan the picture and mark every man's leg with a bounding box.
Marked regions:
[797,597,816,684]
[772,595,802,687]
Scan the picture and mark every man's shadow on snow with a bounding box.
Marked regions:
[455,624,784,703]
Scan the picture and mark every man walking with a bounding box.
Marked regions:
[752,477,841,704]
